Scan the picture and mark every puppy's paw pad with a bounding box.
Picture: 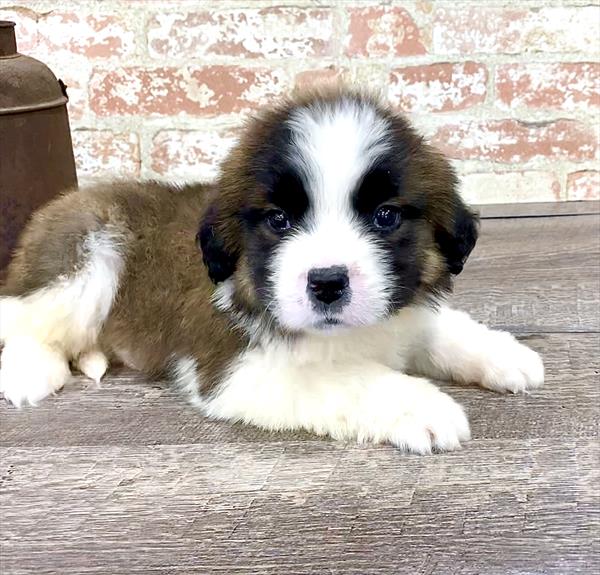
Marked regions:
[77,349,108,384]
[480,338,544,393]
[0,338,71,407]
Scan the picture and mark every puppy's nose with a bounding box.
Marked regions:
[307,266,350,306]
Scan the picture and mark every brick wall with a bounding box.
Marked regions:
[1,0,598,204]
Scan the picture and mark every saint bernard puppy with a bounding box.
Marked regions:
[0,88,544,453]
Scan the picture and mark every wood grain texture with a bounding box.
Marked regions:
[1,210,599,574]
[453,214,600,333]
[1,440,598,575]
[477,200,600,219]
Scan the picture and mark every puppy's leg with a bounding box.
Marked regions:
[407,306,544,393]
[204,354,470,453]
[0,228,124,406]
[0,336,70,406]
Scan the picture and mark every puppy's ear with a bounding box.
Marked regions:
[435,201,479,275]
[410,143,479,276]
[196,204,238,284]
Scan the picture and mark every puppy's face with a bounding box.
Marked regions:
[200,90,478,335]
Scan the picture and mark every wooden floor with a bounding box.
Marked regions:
[1,202,599,575]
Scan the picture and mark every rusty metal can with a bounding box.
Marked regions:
[0,20,78,278]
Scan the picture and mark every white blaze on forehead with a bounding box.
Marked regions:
[268,98,396,331]
[286,99,392,216]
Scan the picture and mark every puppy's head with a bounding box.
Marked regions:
[199,89,478,335]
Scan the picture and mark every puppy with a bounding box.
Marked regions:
[0,88,543,453]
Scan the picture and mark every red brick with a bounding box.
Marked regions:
[433,6,600,54]
[38,12,135,58]
[148,8,334,59]
[0,8,38,53]
[389,62,487,113]
[151,129,238,180]
[345,6,425,57]
[294,66,346,90]
[567,171,600,201]
[431,120,598,163]
[496,63,600,110]
[72,131,140,177]
[460,171,562,204]
[89,66,289,117]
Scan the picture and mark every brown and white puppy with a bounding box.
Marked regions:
[0,89,544,453]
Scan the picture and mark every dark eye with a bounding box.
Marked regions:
[373,206,401,230]
[266,209,291,232]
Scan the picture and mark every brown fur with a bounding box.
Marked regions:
[204,87,477,312]
[2,181,245,390]
[1,87,477,395]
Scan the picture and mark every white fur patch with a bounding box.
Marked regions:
[0,228,124,406]
[0,228,124,354]
[171,356,204,408]
[204,302,544,452]
[269,99,394,331]
[205,337,470,454]
[407,306,545,393]
[287,98,391,214]
[77,348,109,384]
[211,279,235,312]
[270,217,393,331]
[0,336,71,407]
[203,306,465,453]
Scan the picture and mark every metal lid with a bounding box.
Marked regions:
[0,20,68,116]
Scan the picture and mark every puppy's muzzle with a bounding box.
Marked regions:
[307,266,350,309]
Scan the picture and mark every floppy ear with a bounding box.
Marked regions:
[435,201,479,275]
[196,204,238,284]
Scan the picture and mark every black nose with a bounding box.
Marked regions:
[307,266,350,306]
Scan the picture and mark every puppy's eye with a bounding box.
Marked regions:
[373,206,401,230]
[266,209,291,232]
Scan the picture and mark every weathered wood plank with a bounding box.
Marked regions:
[477,200,600,219]
[1,439,598,574]
[0,333,597,448]
[454,214,600,332]
[1,209,599,575]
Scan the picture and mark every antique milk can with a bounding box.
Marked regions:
[0,20,78,277]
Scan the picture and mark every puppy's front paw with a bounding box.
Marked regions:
[0,337,71,407]
[365,379,471,454]
[478,333,544,393]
